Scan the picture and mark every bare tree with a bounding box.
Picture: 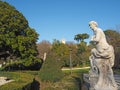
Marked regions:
[37,40,51,60]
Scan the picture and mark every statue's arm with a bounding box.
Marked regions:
[92,30,101,43]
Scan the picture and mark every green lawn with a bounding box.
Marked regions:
[0,68,90,90]
[0,71,34,90]
[39,68,89,90]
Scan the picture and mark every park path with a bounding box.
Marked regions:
[61,66,90,71]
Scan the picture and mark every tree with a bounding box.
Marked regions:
[104,30,120,68]
[104,30,120,47]
[74,33,90,67]
[74,33,89,54]
[52,39,69,57]
[51,39,89,67]
[74,33,89,43]
[0,1,40,68]
[37,40,51,60]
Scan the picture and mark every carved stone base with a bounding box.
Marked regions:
[83,74,120,90]
[89,74,98,90]
[94,85,117,90]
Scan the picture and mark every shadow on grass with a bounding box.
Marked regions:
[72,76,82,90]
[30,78,40,90]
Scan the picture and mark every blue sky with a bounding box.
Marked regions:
[5,0,120,43]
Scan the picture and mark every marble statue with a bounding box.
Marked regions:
[89,21,118,90]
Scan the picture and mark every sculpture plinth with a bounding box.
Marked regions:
[89,21,118,90]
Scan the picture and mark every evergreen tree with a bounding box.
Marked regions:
[74,33,89,43]
[0,1,40,68]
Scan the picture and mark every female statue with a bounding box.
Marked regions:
[89,21,118,90]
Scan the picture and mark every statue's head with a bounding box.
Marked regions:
[89,21,98,30]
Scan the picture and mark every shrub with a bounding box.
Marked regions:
[39,56,64,82]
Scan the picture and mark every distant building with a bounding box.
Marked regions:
[61,39,66,44]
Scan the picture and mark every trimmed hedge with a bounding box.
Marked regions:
[39,56,64,82]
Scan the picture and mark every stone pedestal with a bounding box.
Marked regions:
[89,75,98,90]
[83,74,120,90]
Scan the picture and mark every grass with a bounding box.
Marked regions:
[39,68,89,90]
[39,73,81,90]
[0,71,34,90]
[0,68,90,90]
[0,67,118,90]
